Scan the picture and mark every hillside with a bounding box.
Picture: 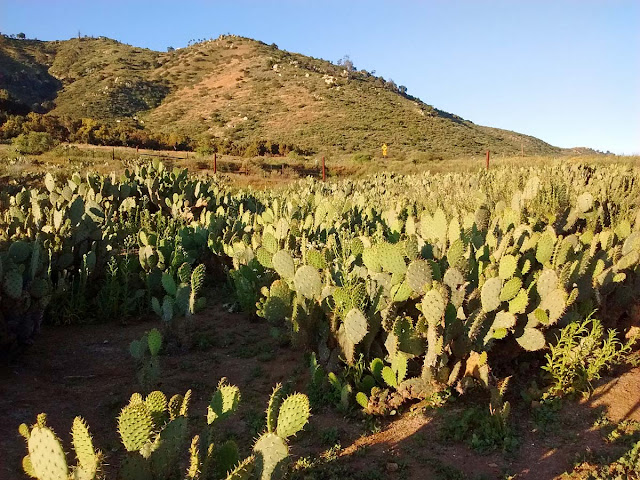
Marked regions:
[0,34,561,156]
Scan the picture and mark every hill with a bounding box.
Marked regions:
[0,34,561,157]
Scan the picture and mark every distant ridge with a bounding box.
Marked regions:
[0,34,562,156]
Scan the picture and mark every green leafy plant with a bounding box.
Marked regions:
[440,379,517,453]
[542,315,637,397]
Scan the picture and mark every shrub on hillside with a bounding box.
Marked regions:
[351,152,372,163]
[12,131,57,154]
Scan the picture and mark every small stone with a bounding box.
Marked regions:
[625,326,640,340]
[386,462,399,472]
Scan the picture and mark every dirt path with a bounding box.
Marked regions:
[2,300,639,479]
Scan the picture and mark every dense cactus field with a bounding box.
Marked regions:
[2,160,640,479]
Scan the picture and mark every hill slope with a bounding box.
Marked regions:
[0,34,561,156]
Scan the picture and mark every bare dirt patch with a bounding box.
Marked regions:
[2,299,639,479]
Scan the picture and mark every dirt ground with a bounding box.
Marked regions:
[1,297,639,480]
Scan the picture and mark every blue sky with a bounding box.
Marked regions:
[2,1,639,154]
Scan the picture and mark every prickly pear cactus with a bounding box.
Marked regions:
[117,403,154,452]
[27,424,68,480]
[276,393,310,439]
[253,433,288,480]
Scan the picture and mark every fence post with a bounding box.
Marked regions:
[112,148,115,161]
[322,156,326,181]
[213,153,217,174]
[486,150,490,171]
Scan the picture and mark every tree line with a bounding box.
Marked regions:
[0,112,308,157]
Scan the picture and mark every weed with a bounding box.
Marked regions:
[320,426,340,446]
[542,315,637,398]
[441,380,517,453]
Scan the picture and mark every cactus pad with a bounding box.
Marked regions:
[71,417,98,477]
[355,392,369,409]
[256,248,273,269]
[28,426,68,480]
[207,381,241,424]
[362,246,382,273]
[516,327,546,351]
[117,403,153,452]
[9,240,32,263]
[225,455,255,480]
[161,273,177,296]
[262,232,278,254]
[266,384,284,434]
[253,433,288,480]
[447,238,465,267]
[293,265,322,299]
[499,255,518,280]
[536,232,555,265]
[262,296,289,324]
[214,440,240,479]
[147,329,163,356]
[272,250,295,280]
[145,391,167,419]
[22,455,36,478]
[481,277,503,312]
[421,288,446,325]
[120,454,152,480]
[540,288,567,324]
[443,267,465,289]
[508,288,529,314]
[3,270,23,299]
[406,259,432,294]
[379,243,407,275]
[576,192,594,213]
[344,308,369,345]
[474,207,491,231]
[276,393,310,439]
[129,340,146,360]
[306,249,327,269]
[537,269,558,299]
[350,237,365,257]
[168,395,183,419]
[500,277,522,301]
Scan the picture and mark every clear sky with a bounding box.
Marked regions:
[2,1,639,154]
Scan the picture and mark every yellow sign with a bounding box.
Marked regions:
[382,143,388,158]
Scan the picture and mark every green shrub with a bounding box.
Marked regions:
[287,151,305,161]
[440,386,516,453]
[542,316,637,398]
[12,131,57,154]
[407,151,443,163]
[351,152,372,163]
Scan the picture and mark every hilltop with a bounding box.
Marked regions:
[0,34,561,157]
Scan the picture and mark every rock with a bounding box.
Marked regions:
[386,462,399,472]
[625,326,640,340]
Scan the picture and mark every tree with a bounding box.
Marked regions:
[16,32,26,39]
[399,85,408,95]
[167,46,175,52]
[337,55,355,73]
[13,131,57,154]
